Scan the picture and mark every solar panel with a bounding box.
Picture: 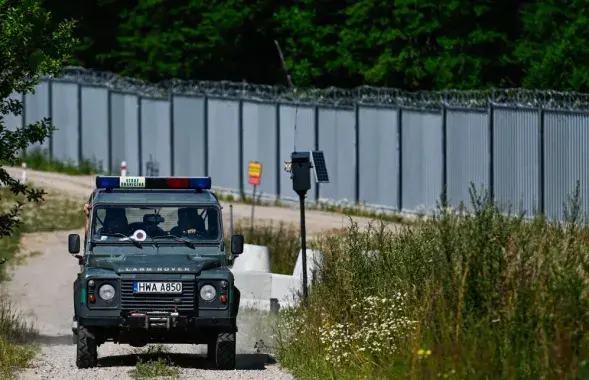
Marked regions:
[310,151,330,183]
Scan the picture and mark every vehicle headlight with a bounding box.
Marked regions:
[98,284,116,301]
[200,284,216,301]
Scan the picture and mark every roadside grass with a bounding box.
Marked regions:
[20,147,103,175]
[0,186,86,379]
[274,185,589,380]
[216,191,410,225]
[128,345,180,379]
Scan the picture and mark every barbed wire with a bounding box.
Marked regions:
[50,66,589,111]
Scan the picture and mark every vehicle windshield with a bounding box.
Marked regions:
[91,205,221,242]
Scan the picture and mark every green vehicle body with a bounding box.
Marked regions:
[69,186,244,370]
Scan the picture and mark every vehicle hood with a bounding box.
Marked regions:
[88,254,223,275]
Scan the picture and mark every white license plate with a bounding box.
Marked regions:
[133,282,183,294]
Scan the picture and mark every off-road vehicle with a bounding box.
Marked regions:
[69,175,243,370]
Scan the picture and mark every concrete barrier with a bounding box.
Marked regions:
[231,271,300,311]
[231,244,271,272]
[292,249,323,283]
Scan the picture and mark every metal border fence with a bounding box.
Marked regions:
[4,67,589,220]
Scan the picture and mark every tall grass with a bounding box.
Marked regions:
[275,185,589,380]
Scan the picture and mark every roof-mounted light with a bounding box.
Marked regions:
[95,176,211,190]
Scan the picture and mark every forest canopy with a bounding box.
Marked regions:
[41,0,589,92]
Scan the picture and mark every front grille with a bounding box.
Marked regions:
[120,279,195,312]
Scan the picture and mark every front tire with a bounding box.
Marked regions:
[214,332,236,370]
[76,326,98,368]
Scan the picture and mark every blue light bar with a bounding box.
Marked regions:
[96,176,120,189]
[95,176,212,190]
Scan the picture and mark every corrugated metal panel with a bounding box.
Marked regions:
[110,93,139,176]
[544,111,589,220]
[207,99,240,190]
[140,99,171,176]
[25,82,50,153]
[172,96,206,176]
[358,107,399,209]
[81,86,109,172]
[279,105,315,201]
[446,109,489,209]
[493,107,539,214]
[401,110,443,213]
[4,92,22,131]
[317,108,356,202]
[51,82,79,164]
[242,101,278,197]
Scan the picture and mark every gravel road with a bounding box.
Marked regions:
[8,229,294,380]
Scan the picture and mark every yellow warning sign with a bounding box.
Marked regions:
[248,161,262,186]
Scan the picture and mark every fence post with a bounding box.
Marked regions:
[276,102,281,199]
[204,95,209,177]
[354,102,360,204]
[488,103,495,201]
[441,104,448,200]
[397,107,403,211]
[137,96,143,176]
[48,79,53,159]
[538,106,545,215]
[238,99,244,195]
[107,90,112,174]
[21,92,26,158]
[169,91,175,176]
[314,105,319,202]
[77,83,83,167]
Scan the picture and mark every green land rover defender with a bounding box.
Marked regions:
[69,176,243,370]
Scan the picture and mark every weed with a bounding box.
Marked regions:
[129,345,179,379]
[275,184,589,379]
[130,357,179,379]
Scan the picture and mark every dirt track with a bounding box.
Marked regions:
[4,167,398,235]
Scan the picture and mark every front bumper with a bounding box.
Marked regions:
[74,312,236,332]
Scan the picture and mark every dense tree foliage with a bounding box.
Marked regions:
[39,0,589,92]
[0,0,76,237]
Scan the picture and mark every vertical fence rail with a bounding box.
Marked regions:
[488,103,495,201]
[538,107,545,215]
[397,108,403,212]
[47,79,53,159]
[107,90,113,174]
[137,96,142,176]
[441,105,448,198]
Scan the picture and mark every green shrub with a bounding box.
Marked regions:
[276,185,589,380]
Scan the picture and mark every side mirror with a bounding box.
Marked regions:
[230,234,244,255]
[68,234,81,254]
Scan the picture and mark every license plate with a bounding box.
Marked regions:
[133,282,183,294]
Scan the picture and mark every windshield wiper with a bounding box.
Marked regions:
[98,232,143,248]
[152,235,195,249]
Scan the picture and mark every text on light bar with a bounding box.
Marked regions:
[95,176,211,190]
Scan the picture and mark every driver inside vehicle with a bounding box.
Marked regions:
[100,207,130,235]
[170,208,205,236]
